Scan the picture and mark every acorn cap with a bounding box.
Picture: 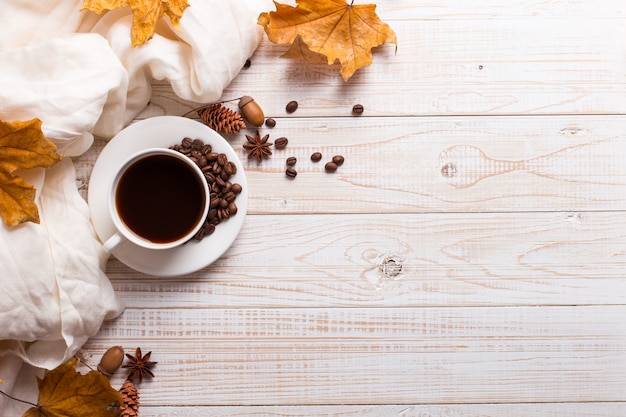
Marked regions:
[238,96,255,109]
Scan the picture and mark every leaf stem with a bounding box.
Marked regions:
[75,355,95,372]
[0,388,38,408]
[181,96,244,118]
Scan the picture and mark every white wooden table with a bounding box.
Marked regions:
[75,1,626,415]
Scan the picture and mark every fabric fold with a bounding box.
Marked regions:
[0,0,273,414]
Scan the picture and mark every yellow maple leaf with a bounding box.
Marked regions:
[81,0,190,47]
[22,358,123,417]
[258,0,397,80]
[0,118,61,227]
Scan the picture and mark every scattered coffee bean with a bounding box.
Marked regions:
[332,155,345,165]
[310,152,322,162]
[170,137,243,241]
[286,100,298,113]
[352,104,364,114]
[286,167,298,178]
[286,156,297,166]
[274,137,288,149]
[265,118,276,128]
[243,58,251,69]
[325,161,338,172]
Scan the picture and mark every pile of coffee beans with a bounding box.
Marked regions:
[170,137,243,241]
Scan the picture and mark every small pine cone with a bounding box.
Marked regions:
[119,379,140,417]
[197,103,246,134]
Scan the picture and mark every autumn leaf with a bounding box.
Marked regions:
[258,0,397,80]
[22,358,122,417]
[81,0,190,47]
[0,118,61,227]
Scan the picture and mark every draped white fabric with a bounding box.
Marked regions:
[0,1,272,414]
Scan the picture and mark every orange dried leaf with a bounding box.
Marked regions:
[81,0,190,47]
[258,0,397,80]
[0,118,61,227]
[22,358,123,417]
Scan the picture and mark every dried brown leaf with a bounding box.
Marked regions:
[81,0,190,46]
[0,118,61,227]
[22,358,122,417]
[259,0,397,80]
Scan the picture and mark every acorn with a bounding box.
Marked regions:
[97,345,125,377]
[238,96,264,127]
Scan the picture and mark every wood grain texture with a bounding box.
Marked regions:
[100,211,626,307]
[77,0,626,414]
[131,404,626,417]
[140,18,626,118]
[83,306,626,405]
[77,116,626,213]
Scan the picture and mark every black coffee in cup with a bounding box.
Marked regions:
[115,154,206,243]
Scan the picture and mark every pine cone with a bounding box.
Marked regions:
[119,379,140,417]
[197,103,246,134]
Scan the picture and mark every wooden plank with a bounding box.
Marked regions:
[264,0,626,19]
[141,17,626,118]
[82,306,626,405]
[135,403,626,417]
[78,116,626,213]
[378,1,626,20]
[103,211,626,307]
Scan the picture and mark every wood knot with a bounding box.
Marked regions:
[380,257,403,278]
[441,162,457,177]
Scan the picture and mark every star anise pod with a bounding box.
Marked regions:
[122,347,157,384]
[243,130,272,162]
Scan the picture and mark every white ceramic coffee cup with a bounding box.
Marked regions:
[102,148,210,253]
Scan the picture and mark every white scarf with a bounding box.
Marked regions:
[0,1,272,414]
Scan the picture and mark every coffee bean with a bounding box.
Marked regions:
[265,118,276,128]
[225,161,237,175]
[310,152,322,162]
[243,59,251,69]
[193,228,206,241]
[325,161,338,172]
[204,224,216,236]
[181,137,192,149]
[224,191,236,203]
[352,104,364,114]
[192,138,204,150]
[274,137,288,149]
[231,183,243,194]
[218,208,230,220]
[286,156,297,166]
[286,100,298,113]
[332,155,345,165]
[286,167,297,178]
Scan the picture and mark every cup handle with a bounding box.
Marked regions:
[102,232,127,253]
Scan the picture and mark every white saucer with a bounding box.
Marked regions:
[88,116,248,277]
